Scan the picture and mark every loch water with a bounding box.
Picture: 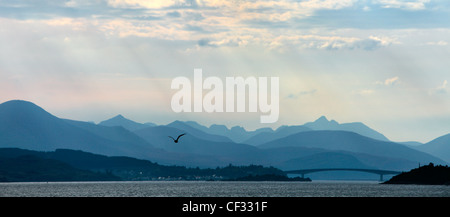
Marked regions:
[1,181,449,197]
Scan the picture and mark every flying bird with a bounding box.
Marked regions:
[168,133,186,143]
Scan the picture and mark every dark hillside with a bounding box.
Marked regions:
[384,163,450,185]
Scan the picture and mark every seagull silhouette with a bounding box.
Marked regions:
[168,133,186,143]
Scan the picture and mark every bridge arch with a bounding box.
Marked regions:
[284,168,402,181]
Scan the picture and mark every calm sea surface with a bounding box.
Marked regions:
[0,181,449,197]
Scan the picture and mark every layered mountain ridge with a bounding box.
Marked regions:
[0,99,448,180]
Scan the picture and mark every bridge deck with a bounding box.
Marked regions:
[285,168,401,175]
[284,168,402,181]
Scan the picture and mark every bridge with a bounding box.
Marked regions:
[284,168,402,181]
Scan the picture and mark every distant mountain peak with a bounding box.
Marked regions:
[210,124,229,131]
[0,100,54,119]
[111,114,125,119]
[308,116,339,127]
[2,100,42,109]
[101,114,131,123]
[316,115,329,122]
[99,114,148,131]
[4,99,32,104]
[304,115,389,142]
[231,126,246,132]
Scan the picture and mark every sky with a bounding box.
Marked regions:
[0,0,449,143]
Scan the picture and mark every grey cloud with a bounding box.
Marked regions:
[298,5,450,29]
[197,38,244,48]
[0,0,159,20]
[166,0,199,9]
[184,24,206,32]
[166,11,181,18]
[127,15,162,21]
[183,11,205,21]
[241,19,291,29]
[321,38,386,51]
[197,39,216,47]
[349,38,383,51]
[286,89,317,99]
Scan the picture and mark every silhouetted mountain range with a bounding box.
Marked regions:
[0,153,119,182]
[182,116,389,146]
[383,163,450,185]
[0,100,148,156]
[258,130,442,164]
[278,152,371,171]
[99,114,155,131]
[243,125,311,146]
[0,99,448,180]
[0,100,221,167]
[0,148,287,182]
[183,121,273,143]
[303,116,390,141]
[166,121,233,143]
[133,125,266,165]
[414,133,450,163]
